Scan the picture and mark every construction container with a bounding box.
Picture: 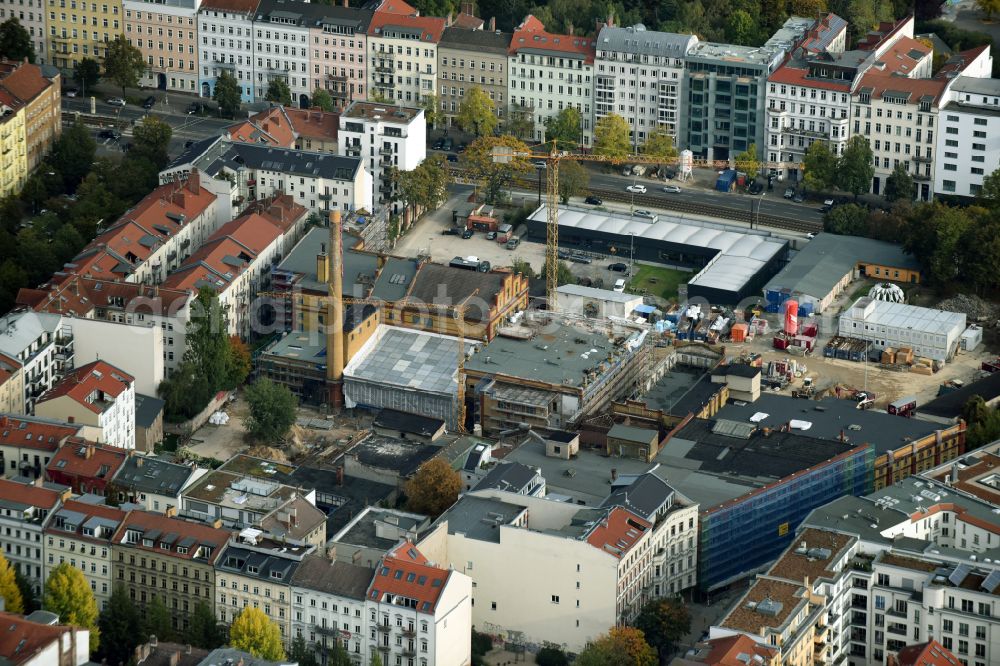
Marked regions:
[801,322,818,338]
[962,325,983,352]
[793,335,814,351]
[881,348,896,365]
[716,169,737,192]
[730,323,749,343]
[888,395,917,417]
[773,334,790,350]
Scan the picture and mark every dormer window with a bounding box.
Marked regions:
[270,571,283,580]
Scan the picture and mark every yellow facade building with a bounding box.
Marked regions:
[47,0,123,71]
[0,87,27,197]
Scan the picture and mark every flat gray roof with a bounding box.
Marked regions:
[441,495,526,544]
[843,298,966,337]
[596,24,696,57]
[275,226,379,295]
[556,283,641,304]
[344,326,458,396]
[332,507,428,551]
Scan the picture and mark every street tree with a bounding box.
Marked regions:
[265,77,292,105]
[0,554,22,614]
[642,129,678,166]
[824,203,869,236]
[462,135,532,205]
[185,601,225,649]
[0,18,35,62]
[244,378,298,444]
[734,142,760,182]
[226,336,251,390]
[593,113,632,159]
[977,166,1000,207]
[958,209,1000,295]
[544,106,582,149]
[73,58,101,95]
[143,596,174,641]
[98,585,141,666]
[456,86,497,137]
[576,627,657,666]
[369,652,384,666]
[311,88,333,112]
[396,153,449,214]
[130,116,173,170]
[213,70,242,118]
[558,160,590,204]
[802,140,836,193]
[421,93,441,130]
[13,568,36,612]
[405,458,461,517]
[976,0,1000,19]
[540,259,575,288]
[289,636,319,666]
[44,563,100,652]
[51,120,97,192]
[535,646,569,666]
[836,135,875,199]
[229,607,285,661]
[504,104,534,140]
[884,163,914,202]
[104,35,146,98]
[634,597,691,663]
[509,257,536,278]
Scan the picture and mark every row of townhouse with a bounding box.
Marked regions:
[0,60,60,198]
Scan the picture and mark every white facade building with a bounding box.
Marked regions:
[593,24,696,148]
[936,76,1000,199]
[290,554,374,663]
[0,311,65,414]
[198,0,260,102]
[62,318,165,396]
[34,360,136,450]
[253,0,312,106]
[337,101,425,214]
[366,11,444,106]
[0,478,65,596]
[838,297,966,362]
[0,0,47,65]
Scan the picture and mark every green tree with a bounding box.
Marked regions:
[130,116,173,170]
[98,585,141,666]
[540,259,575,287]
[558,160,590,204]
[51,120,97,191]
[244,378,297,443]
[836,136,875,199]
[845,0,877,41]
[0,554,22,614]
[13,568,36,613]
[311,88,333,112]
[213,70,242,118]
[104,35,146,98]
[803,140,837,192]
[396,153,450,214]
[0,18,35,63]
[593,113,632,159]
[471,629,492,658]
[535,646,569,666]
[462,135,532,205]
[957,210,1000,294]
[405,458,461,517]
[726,10,758,45]
[824,203,869,236]
[289,635,319,666]
[456,86,497,138]
[884,163,914,202]
[265,77,292,105]
[421,93,440,130]
[369,652,384,666]
[734,142,760,182]
[977,166,1000,207]
[226,336,251,390]
[143,596,174,641]
[504,104,534,140]
[44,563,100,652]
[789,0,828,15]
[976,0,1000,19]
[966,404,1000,449]
[185,601,224,649]
[544,106,582,149]
[229,607,285,661]
[509,257,536,278]
[576,627,656,666]
[902,202,971,285]
[642,129,678,166]
[73,57,101,94]
[16,227,57,288]
[634,597,691,663]
[963,395,992,427]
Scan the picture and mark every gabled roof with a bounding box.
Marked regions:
[36,360,134,414]
[368,541,451,614]
[679,634,778,665]
[895,639,962,666]
[0,415,82,453]
[0,353,21,388]
[284,107,339,142]
[368,11,446,42]
[0,61,53,104]
[471,462,538,494]
[17,276,192,318]
[935,45,991,79]
[439,26,511,53]
[198,0,260,14]
[113,510,231,563]
[43,498,126,544]
[113,455,196,496]
[509,15,596,64]
[583,505,650,559]
[0,477,63,511]
[227,106,296,147]
[0,612,83,665]
[601,472,675,521]
[46,442,128,482]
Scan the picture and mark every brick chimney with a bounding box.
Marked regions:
[165,505,177,518]
[172,190,186,208]
[187,170,200,195]
[85,443,94,459]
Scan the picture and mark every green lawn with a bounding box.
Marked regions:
[628,265,689,303]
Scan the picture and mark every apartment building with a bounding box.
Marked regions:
[0,3,47,65]
[0,478,68,596]
[0,60,61,172]
[0,415,85,479]
[252,0,314,106]
[0,84,26,197]
[337,101,425,214]
[593,23,696,148]
[47,0,123,71]
[935,75,1000,199]
[507,15,595,146]
[289,554,374,663]
[112,454,206,512]
[45,442,127,495]
[197,0,261,102]
[112,510,231,632]
[123,0,201,94]
[34,360,136,450]
[0,612,91,665]
[366,8,445,106]
[437,25,510,127]
[0,311,68,413]
[43,498,127,610]
[306,3,372,109]
[0,353,24,415]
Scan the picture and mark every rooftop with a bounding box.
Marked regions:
[258,494,326,541]
[113,510,231,564]
[607,423,658,444]
[134,393,166,429]
[198,0,260,13]
[44,499,126,545]
[340,101,423,123]
[767,527,856,584]
[600,472,677,522]
[289,466,396,534]
[0,414,81,453]
[217,542,307,583]
[641,365,723,416]
[368,9,446,42]
[344,326,459,397]
[368,256,417,301]
[373,409,445,438]
[274,226,378,295]
[347,433,440,477]
[46,442,127,482]
[0,478,64,514]
[843,297,967,337]
[331,506,429,552]
[367,541,451,614]
[718,577,804,634]
[183,468,299,512]
[36,360,133,415]
[439,26,510,53]
[471,462,540,494]
[924,448,1000,505]
[895,640,963,666]
[172,138,362,183]
[441,494,526,544]
[199,647,289,666]
[595,24,696,57]
[919,372,1000,419]
[673,634,779,666]
[556,283,643,304]
[402,262,522,322]
[227,106,296,147]
[0,612,83,666]
[584,505,650,559]
[509,15,595,63]
[113,455,197,496]
[0,311,62,359]
[289,553,374,599]
[17,276,192,319]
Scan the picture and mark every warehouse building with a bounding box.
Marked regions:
[525,206,788,304]
[763,233,921,314]
[839,297,967,362]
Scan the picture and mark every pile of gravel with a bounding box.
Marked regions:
[936,294,999,321]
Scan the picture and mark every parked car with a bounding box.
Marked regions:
[633,210,657,221]
[534,160,547,169]
[461,229,474,239]
[662,185,681,193]
[63,88,78,97]
[486,231,497,240]
[748,182,765,195]
[442,137,454,151]
[821,198,835,212]
[662,169,677,180]
[608,263,628,273]
[446,154,459,162]
[793,194,804,204]
[142,95,156,109]
[626,184,646,194]
[184,140,195,148]
[441,228,460,236]
[457,142,467,152]
[613,278,626,293]
[506,237,520,250]
[569,252,592,264]
[584,195,602,205]
[432,138,445,150]
[805,232,817,239]
[98,129,121,140]
[558,249,571,259]
[186,102,202,114]
[107,97,126,107]
[783,187,796,199]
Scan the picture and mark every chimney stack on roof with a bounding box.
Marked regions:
[187,170,200,195]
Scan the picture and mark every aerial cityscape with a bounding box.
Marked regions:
[0,0,995,664]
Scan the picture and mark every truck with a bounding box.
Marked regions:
[632,165,647,177]
[449,256,490,272]
[716,169,737,192]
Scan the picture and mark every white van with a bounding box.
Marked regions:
[613,279,626,293]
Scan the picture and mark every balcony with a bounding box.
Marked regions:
[318,193,332,201]
[378,146,394,156]
[402,628,415,638]
[247,178,256,186]
[374,62,395,73]
[345,145,361,157]
[886,625,907,636]
[313,624,340,637]
[913,154,932,163]
[782,125,829,139]
[913,172,931,182]
[887,607,907,619]
[402,648,416,657]
[376,624,391,633]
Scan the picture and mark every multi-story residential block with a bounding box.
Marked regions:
[337,101,425,214]
[252,0,313,106]
[0,478,67,595]
[935,75,1000,200]
[365,541,472,666]
[47,0,123,72]
[307,3,372,109]
[124,0,201,93]
[289,554,374,663]
[43,498,126,610]
[366,5,445,106]
[0,612,91,665]
[0,5,47,65]
[0,353,24,415]
[34,360,136,450]
[215,533,314,642]
[507,15,594,146]
[0,84,26,197]
[45,441,127,496]
[437,24,510,127]
[111,510,231,632]
[112,454,207,512]
[0,311,70,413]
[197,0,261,102]
[685,18,813,162]
[0,415,85,479]
[593,22,696,148]
[226,105,340,152]
[0,60,61,172]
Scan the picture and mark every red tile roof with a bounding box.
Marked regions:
[509,15,595,64]
[0,62,53,104]
[452,12,483,30]
[16,276,192,318]
[46,442,128,485]
[113,510,232,563]
[368,541,450,614]
[895,640,961,666]
[768,64,850,92]
[198,0,261,13]
[227,106,296,148]
[373,0,417,16]
[855,70,947,105]
[584,506,650,559]
[0,415,81,452]
[690,635,778,665]
[36,360,134,415]
[42,498,126,544]
[869,36,931,77]
[284,107,339,143]
[0,612,82,665]
[0,477,64,509]
[369,11,446,42]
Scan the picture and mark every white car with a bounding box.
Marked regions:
[626,184,646,194]
[633,210,657,222]
[805,232,817,239]
[662,185,681,193]
[613,279,626,293]
[106,97,126,107]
